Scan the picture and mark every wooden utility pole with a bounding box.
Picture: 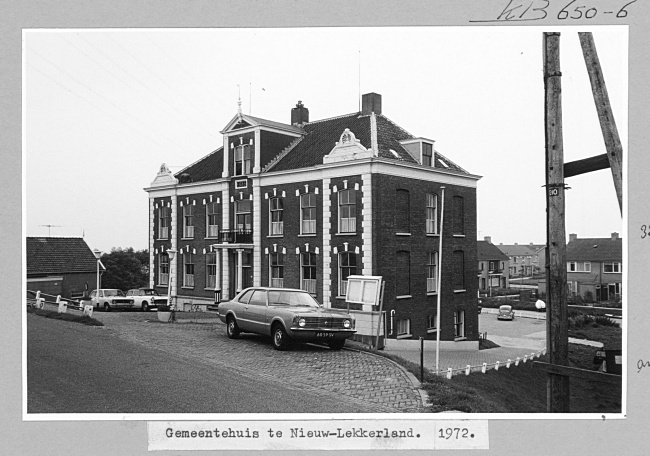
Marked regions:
[578,32,624,213]
[543,32,570,413]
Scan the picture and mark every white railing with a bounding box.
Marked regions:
[159,226,169,239]
[208,225,219,237]
[302,220,316,234]
[427,278,437,293]
[271,278,284,288]
[184,225,194,238]
[340,217,356,233]
[302,279,317,294]
[271,222,284,235]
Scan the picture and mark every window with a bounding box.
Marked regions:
[500,261,505,270]
[396,250,411,296]
[339,252,357,296]
[183,253,194,287]
[395,189,410,233]
[453,250,465,291]
[300,193,317,234]
[422,142,433,166]
[513,257,518,264]
[607,282,622,297]
[454,310,465,339]
[235,200,252,231]
[206,202,219,238]
[206,252,217,289]
[269,197,283,235]
[270,253,284,287]
[234,144,251,176]
[426,193,438,234]
[427,251,438,293]
[159,253,169,285]
[427,314,437,333]
[301,252,317,294]
[567,261,591,272]
[183,204,194,238]
[397,319,411,337]
[339,189,356,233]
[249,289,267,306]
[452,196,464,235]
[479,262,484,271]
[603,262,622,273]
[158,206,170,239]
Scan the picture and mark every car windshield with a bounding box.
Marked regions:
[105,290,125,297]
[143,289,158,295]
[268,290,320,308]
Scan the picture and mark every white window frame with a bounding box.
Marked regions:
[235,200,252,231]
[183,253,195,288]
[206,201,219,238]
[426,193,438,234]
[234,144,251,176]
[206,252,217,289]
[338,189,356,234]
[183,204,194,239]
[427,251,438,293]
[454,310,465,339]
[339,252,357,297]
[300,193,317,235]
[568,261,591,273]
[427,314,438,333]
[397,318,411,338]
[269,252,284,288]
[422,142,433,166]
[269,197,284,236]
[159,253,169,285]
[301,252,317,295]
[603,262,622,273]
[158,206,170,239]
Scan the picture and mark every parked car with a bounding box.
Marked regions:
[497,304,515,321]
[218,287,356,351]
[125,288,168,311]
[85,289,135,312]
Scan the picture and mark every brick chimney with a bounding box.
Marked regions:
[484,236,492,244]
[361,92,382,115]
[569,233,578,242]
[611,232,619,240]
[291,101,309,126]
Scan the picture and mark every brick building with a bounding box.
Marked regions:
[145,93,480,344]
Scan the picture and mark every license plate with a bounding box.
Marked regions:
[316,332,334,338]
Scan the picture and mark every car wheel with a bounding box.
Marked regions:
[328,340,346,351]
[142,301,149,312]
[104,303,111,312]
[272,324,290,351]
[226,316,240,339]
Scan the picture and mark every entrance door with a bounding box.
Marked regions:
[231,250,253,298]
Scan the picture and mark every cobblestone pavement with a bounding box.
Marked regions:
[91,311,425,413]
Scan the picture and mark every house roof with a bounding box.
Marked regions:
[496,244,539,257]
[174,147,223,183]
[26,237,98,276]
[566,237,622,262]
[477,241,510,261]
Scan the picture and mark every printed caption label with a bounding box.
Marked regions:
[148,420,489,451]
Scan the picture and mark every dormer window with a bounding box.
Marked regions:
[234,144,251,176]
[422,142,433,166]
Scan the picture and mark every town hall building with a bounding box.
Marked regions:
[145,93,481,345]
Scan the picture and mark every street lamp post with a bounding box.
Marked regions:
[92,249,102,308]
[166,249,177,309]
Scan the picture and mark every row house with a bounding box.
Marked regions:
[566,232,622,302]
[477,236,509,293]
[496,243,543,277]
[145,93,480,344]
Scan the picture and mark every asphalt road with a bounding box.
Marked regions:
[27,314,365,414]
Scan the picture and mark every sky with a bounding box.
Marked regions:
[23,26,627,253]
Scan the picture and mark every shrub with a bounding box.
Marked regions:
[583,290,594,303]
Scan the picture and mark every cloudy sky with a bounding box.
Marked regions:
[23,26,627,253]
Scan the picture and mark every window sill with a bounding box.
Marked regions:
[397,334,412,340]
[427,291,438,296]
[454,337,467,341]
[181,237,194,241]
[156,238,170,241]
[335,232,357,236]
[298,234,317,237]
[426,233,440,237]
[205,236,219,240]
[267,235,284,238]
[181,286,194,290]
[396,295,412,300]
[395,233,411,236]
[454,289,467,294]
[427,328,439,334]
[453,234,466,238]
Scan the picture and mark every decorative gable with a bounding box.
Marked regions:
[323,129,374,164]
[150,163,178,187]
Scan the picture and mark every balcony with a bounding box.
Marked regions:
[218,229,253,244]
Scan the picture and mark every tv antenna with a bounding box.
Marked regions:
[40,224,62,236]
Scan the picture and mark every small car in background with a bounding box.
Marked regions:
[86,289,134,312]
[218,287,356,351]
[126,288,169,311]
[497,305,515,321]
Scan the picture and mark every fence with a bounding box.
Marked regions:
[26,290,94,317]
[433,349,548,379]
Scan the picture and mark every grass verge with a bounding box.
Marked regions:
[27,306,104,326]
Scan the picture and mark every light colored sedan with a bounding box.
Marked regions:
[218,287,356,350]
[497,304,516,321]
[125,288,168,311]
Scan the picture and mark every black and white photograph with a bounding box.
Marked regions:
[5,1,650,455]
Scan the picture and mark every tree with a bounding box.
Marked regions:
[100,248,149,291]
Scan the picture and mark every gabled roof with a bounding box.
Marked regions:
[26,237,97,276]
[566,237,622,262]
[477,241,510,261]
[222,113,304,135]
[174,147,224,183]
[496,244,539,257]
